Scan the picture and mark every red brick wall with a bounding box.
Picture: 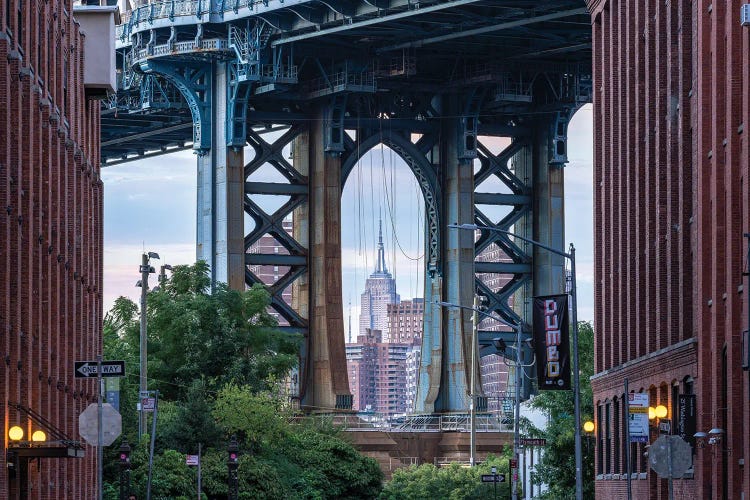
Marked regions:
[588,0,750,498]
[0,0,102,496]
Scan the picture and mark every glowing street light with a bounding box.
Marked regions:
[8,426,23,441]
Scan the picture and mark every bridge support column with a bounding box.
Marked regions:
[196,62,245,290]
[531,116,567,296]
[424,97,477,413]
[300,107,351,411]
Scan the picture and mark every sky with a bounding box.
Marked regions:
[101,104,593,325]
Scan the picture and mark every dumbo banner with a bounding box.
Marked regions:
[532,294,571,390]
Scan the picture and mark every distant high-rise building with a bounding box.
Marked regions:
[359,220,399,338]
[247,218,293,325]
[386,298,424,344]
[387,299,424,410]
[346,329,409,415]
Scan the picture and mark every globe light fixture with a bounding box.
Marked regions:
[583,420,595,433]
[648,407,656,420]
[655,405,668,419]
[31,430,47,442]
[8,426,23,441]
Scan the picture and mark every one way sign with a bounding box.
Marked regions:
[75,360,126,378]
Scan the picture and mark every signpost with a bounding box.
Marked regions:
[78,403,122,446]
[676,394,696,451]
[521,438,546,447]
[649,435,693,500]
[628,393,650,443]
[75,358,126,500]
[74,360,126,378]
[482,474,506,482]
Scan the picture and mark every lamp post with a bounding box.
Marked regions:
[137,252,159,439]
[449,223,583,500]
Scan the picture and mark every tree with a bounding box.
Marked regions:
[213,384,384,499]
[379,456,511,500]
[102,263,383,498]
[522,320,595,499]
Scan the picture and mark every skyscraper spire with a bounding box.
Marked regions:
[376,217,388,274]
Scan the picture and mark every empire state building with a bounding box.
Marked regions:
[359,221,400,340]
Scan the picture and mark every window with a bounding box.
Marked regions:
[605,402,611,474]
[17,0,22,46]
[63,54,68,114]
[596,404,603,475]
[613,397,621,473]
[35,7,41,77]
[5,0,11,33]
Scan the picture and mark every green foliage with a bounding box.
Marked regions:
[380,456,511,500]
[102,262,383,499]
[213,385,292,453]
[214,384,383,499]
[146,263,300,400]
[522,320,595,499]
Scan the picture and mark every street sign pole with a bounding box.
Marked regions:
[97,355,104,500]
[625,378,632,500]
[197,443,202,500]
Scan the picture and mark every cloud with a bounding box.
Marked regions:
[103,242,196,313]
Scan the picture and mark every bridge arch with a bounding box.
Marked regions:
[341,130,441,275]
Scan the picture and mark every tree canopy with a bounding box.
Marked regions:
[521,320,596,499]
[380,454,512,500]
[102,262,383,499]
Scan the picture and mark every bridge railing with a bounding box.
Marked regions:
[117,0,282,42]
[291,412,513,433]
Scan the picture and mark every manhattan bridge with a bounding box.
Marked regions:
[101,0,591,429]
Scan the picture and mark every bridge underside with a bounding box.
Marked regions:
[102,1,591,413]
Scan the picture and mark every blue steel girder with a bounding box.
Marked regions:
[227,63,252,147]
[139,60,213,151]
[244,124,309,329]
[473,133,533,335]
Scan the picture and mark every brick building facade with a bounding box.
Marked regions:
[0,0,108,496]
[587,0,750,497]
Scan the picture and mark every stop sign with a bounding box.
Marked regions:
[79,403,121,446]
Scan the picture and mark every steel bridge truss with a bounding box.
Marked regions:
[101,0,592,412]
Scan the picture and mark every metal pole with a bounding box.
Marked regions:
[147,390,159,500]
[197,442,202,500]
[139,253,149,439]
[625,378,632,500]
[570,245,583,500]
[530,447,534,498]
[667,436,674,500]
[97,355,103,500]
[492,466,498,499]
[522,445,526,499]
[512,322,522,500]
[470,294,478,467]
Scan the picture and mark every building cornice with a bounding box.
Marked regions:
[590,338,697,393]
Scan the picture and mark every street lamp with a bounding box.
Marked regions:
[136,251,159,438]
[449,222,584,500]
[583,420,595,456]
[8,426,23,441]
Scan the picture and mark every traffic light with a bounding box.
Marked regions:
[118,440,131,466]
[227,435,239,466]
[227,435,239,500]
